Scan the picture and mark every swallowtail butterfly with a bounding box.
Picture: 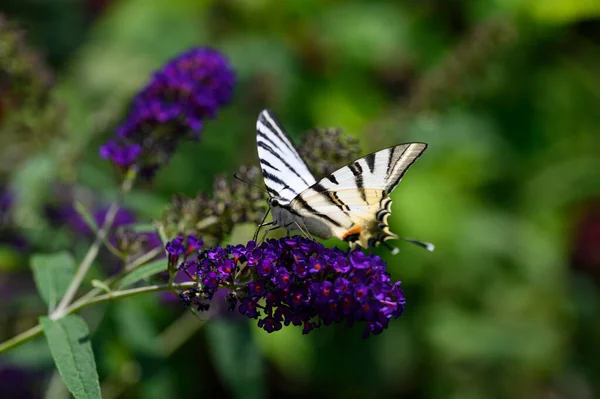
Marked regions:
[255,109,434,253]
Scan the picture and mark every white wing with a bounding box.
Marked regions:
[301,142,428,198]
[290,143,428,248]
[256,110,316,204]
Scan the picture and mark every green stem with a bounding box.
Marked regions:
[0,281,195,354]
[52,171,136,316]
[57,282,195,318]
[76,246,164,305]
[0,324,43,354]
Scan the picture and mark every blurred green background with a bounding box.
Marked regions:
[1,0,600,398]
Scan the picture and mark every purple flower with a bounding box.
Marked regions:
[165,234,202,270]
[217,259,235,278]
[172,236,405,338]
[258,317,282,333]
[275,267,292,287]
[247,281,266,297]
[166,236,185,256]
[100,47,235,177]
[99,142,141,167]
[239,297,259,318]
[349,251,371,269]
[187,235,203,251]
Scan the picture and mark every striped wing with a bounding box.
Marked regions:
[256,110,316,204]
[290,143,428,248]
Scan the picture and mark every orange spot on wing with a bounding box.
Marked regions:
[341,225,362,239]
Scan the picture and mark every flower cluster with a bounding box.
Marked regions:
[165,234,203,272]
[0,15,53,113]
[0,15,63,176]
[298,127,360,177]
[161,165,267,245]
[100,47,235,177]
[166,236,405,338]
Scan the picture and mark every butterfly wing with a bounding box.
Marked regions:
[290,143,428,248]
[256,109,316,204]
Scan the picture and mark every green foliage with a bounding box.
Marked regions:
[116,259,166,289]
[30,252,75,313]
[40,316,101,399]
[206,320,265,399]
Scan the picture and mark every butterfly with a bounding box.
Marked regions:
[254,109,434,253]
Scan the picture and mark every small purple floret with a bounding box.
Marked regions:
[165,234,202,269]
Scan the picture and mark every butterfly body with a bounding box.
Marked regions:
[269,197,337,240]
[256,109,432,251]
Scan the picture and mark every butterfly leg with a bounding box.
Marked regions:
[292,221,314,241]
[253,208,273,241]
[253,221,275,241]
[259,223,285,243]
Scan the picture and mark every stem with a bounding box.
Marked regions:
[0,324,43,354]
[101,238,125,259]
[124,247,163,273]
[56,282,196,319]
[76,247,164,305]
[52,172,136,317]
[0,282,196,354]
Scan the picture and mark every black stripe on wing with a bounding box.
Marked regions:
[293,196,344,228]
[384,143,427,193]
[258,110,305,164]
[257,141,311,186]
[365,153,376,173]
[262,170,298,197]
[256,110,317,204]
[312,183,350,213]
[260,159,280,172]
[348,161,367,202]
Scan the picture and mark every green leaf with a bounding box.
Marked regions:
[90,279,111,294]
[30,252,76,313]
[117,258,167,289]
[40,315,101,399]
[129,222,157,233]
[114,296,159,355]
[206,320,265,399]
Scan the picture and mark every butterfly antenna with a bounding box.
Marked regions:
[401,237,435,252]
[382,241,400,255]
[233,173,271,197]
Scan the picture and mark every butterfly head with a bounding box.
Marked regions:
[267,197,282,208]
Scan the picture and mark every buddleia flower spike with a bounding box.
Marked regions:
[100,47,235,178]
[167,236,406,338]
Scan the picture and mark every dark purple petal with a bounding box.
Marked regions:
[258,316,282,333]
[166,236,185,256]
